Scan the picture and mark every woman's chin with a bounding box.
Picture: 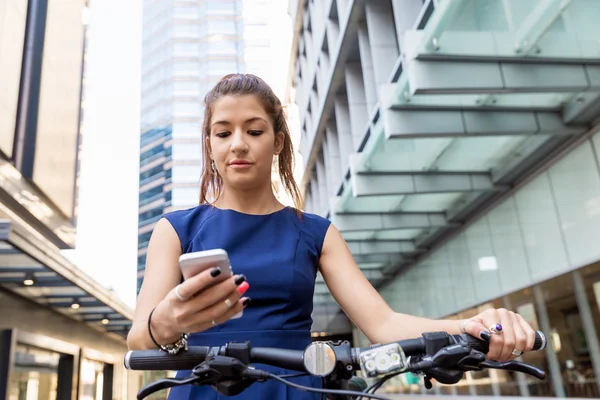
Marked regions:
[225,176,266,191]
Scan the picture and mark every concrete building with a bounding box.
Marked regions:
[288,0,600,396]
[0,0,139,398]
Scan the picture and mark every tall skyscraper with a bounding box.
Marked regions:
[137,0,282,292]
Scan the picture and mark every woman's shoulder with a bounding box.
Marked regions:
[163,203,216,224]
[286,207,332,244]
[162,204,218,248]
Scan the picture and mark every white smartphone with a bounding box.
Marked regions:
[179,249,233,280]
[178,249,242,319]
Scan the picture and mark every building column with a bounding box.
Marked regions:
[320,139,334,201]
[572,270,600,394]
[365,0,400,85]
[323,122,343,193]
[344,63,369,148]
[533,284,566,397]
[336,0,348,19]
[315,153,328,215]
[305,185,314,213]
[391,0,425,51]
[0,329,16,400]
[333,95,354,171]
[310,175,320,215]
[13,0,49,178]
[357,23,377,113]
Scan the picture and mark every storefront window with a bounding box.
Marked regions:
[8,344,60,400]
[79,358,105,400]
[575,261,600,397]
[504,288,553,397]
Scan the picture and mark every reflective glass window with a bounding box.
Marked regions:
[0,0,28,158]
[9,344,60,400]
[171,143,202,160]
[33,0,86,218]
[172,164,202,183]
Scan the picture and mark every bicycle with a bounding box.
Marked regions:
[124,330,547,400]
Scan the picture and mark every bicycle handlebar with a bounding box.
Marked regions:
[125,330,547,372]
[125,330,547,400]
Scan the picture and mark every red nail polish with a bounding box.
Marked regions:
[237,281,249,295]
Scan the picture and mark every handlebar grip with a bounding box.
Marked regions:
[463,330,547,354]
[462,331,548,354]
[533,331,547,351]
[124,346,211,371]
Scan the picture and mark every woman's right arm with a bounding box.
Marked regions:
[127,218,184,350]
[127,218,250,350]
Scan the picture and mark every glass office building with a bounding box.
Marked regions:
[289,0,600,397]
[0,0,140,398]
[137,0,259,293]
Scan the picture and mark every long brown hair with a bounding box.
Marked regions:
[199,73,303,211]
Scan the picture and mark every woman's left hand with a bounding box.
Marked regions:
[459,308,536,361]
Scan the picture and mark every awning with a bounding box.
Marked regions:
[0,219,133,339]
[306,0,600,322]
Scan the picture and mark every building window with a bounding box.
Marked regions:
[0,0,28,158]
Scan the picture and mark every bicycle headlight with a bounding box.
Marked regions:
[359,343,407,378]
[303,342,336,377]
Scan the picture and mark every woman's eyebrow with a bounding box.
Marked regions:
[212,117,267,127]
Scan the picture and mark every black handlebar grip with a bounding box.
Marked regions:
[533,331,547,351]
[462,330,547,354]
[124,347,211,371]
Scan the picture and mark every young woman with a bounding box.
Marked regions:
[127,73,537,399]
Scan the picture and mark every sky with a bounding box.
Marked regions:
[62,0,295,308]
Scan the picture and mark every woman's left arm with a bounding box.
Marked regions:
[319,224,536,361]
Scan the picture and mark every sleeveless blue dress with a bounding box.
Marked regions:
[162,204,331,400]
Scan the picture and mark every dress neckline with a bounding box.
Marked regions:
[210,204,291,217]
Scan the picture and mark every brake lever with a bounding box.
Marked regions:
[480,360,546,380]
[137,375,210,400]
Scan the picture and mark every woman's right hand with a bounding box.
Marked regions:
[149,266,250,345]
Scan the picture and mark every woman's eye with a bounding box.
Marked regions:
[216,131,229,138]
[248,130,263,136]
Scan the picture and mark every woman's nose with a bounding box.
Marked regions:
[230,130,249,152]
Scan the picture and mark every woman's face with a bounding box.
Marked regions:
[208,94,283,191]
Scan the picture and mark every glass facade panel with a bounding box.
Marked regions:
[172,121,202,139]
[593,131,600,167]
[514,173,569,282]
[208,59,238,75]
[32,0,86,219]
[173,80,200,96]
[206,1,237,15]
[464,219,502,303]
[487,197,533,293]
[548,142,600,268]
[207,19,237,35]
[206,39,238,55]
[172,186,200,207]
[173,100,202,117]
[0,0,28,158]
[446,234,478,311]
[172,164,201,183]
[171,142,202,160]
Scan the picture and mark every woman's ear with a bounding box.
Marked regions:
[274,131,284,155]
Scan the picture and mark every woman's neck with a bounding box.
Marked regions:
[214,185,281,215]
